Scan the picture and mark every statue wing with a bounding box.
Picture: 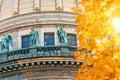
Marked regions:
[36,31,40,43]
[8,35,14,47]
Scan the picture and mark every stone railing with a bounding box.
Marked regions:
[0,45,77,63]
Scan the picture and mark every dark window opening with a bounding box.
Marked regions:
[67,34,77,46]
[21,35,30,48]
[44,33,55,45]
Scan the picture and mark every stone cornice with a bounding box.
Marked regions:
[0,57,83,74]
[0,12,77,33]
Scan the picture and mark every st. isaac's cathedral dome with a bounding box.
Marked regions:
[0,0,82,80]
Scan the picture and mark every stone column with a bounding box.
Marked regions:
[0,0,3,11]
[35,27,41,46]
[11,30,18,50]
[34,0,40,11]
[13,0,19,15]
[56,0,62,10]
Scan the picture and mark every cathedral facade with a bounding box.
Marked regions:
[0,0,82,80]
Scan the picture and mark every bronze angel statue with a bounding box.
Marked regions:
[57,28,67,44]
[0,34,14,51]
[30,28,40,47]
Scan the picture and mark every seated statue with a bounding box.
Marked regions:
[57,28,67,44]
[30,28,40,47]
[1,34,14,51]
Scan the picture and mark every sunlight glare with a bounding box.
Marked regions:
[112,18,120,29]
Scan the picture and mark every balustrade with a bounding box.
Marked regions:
[0,46,77,63]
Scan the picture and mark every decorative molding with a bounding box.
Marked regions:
[0,60,81,73]
[13,0,19,15]
[0,12,76,33]
[56,0,62,10]
[0,57,82,79]
[34,0,40,11]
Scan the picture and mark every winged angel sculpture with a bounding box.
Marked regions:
[30,28,40,47]
[0,34,14,51]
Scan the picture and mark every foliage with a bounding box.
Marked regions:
[73,0,120,80]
